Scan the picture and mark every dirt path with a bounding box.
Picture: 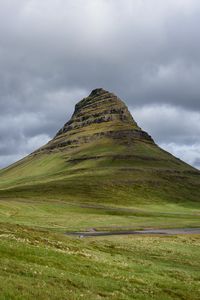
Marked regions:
[66,228,200,237]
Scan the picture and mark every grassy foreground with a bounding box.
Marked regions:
[0,223,200,300]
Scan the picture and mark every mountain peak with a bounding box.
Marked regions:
[89,88,106,97]
[36,89,154,154]
[74,88,115,113]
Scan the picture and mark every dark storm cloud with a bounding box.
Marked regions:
[0,0,199,168]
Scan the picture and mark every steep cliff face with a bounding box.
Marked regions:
[36,88,153,153]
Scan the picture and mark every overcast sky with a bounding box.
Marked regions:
[0,0,199,169]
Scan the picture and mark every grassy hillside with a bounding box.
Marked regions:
[0,138,199,233]
[0,138,199,204]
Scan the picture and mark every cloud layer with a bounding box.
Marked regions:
[132,105,200,168]
[0,0,199,168]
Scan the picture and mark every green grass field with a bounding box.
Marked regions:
[0,199,200,232]
[0,137,200,299]
[0,223,200,300]
[0,177,199,299]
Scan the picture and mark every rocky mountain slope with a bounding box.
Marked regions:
[36,88,153,153]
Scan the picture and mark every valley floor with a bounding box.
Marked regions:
[0,198,200,299]
[0,199,200,232]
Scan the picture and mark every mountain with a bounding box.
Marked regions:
[0,88,199,206]
[36,88,153,153]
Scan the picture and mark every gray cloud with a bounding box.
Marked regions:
[132,105,200,144]
[0,0,199,168]
[160,143,200,169]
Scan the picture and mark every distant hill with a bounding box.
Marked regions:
[0,88,199,205]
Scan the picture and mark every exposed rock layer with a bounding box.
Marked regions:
[36,88,154,153]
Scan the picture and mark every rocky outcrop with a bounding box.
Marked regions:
[36,88,154,153]
[55,89,136,136]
